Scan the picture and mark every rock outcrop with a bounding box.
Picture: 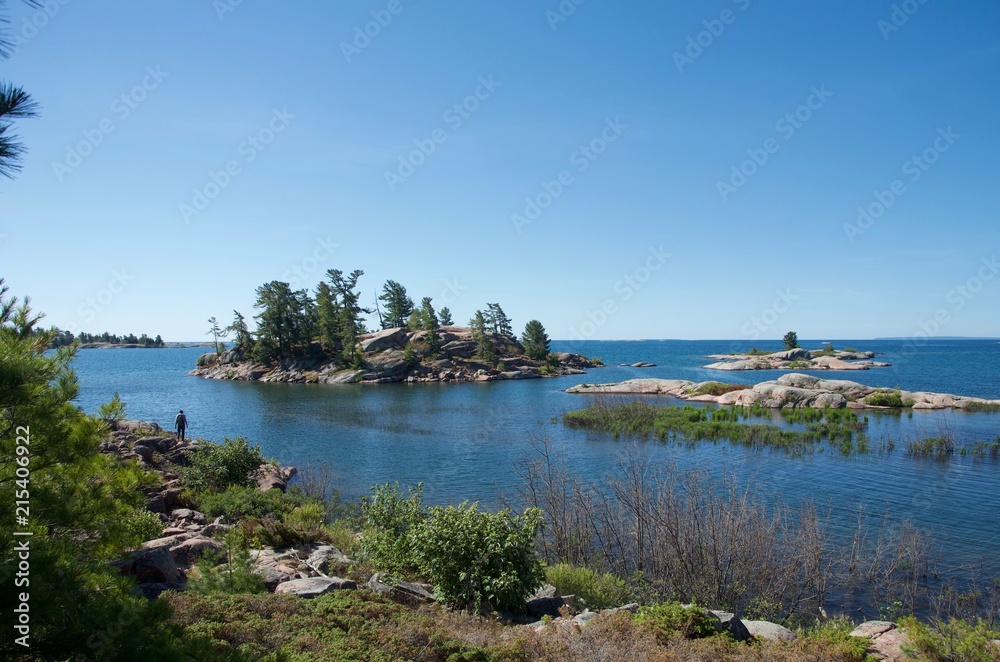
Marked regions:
[567,374,1000,410]
[191,326,602,385]
[704,347,889,372]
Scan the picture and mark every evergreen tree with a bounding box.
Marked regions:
[0,3,39,180]
[207,316,228,355]
[0,279,180,659]
[314,282,340,351]
[487,303,513,336]
[327,269,371,367]
[521,320,551,361]
[783,331,799,350]
[419,297,440,355]
[251,281,310,362]
[438,306,454,326]
[227,311,254,354]
[378,280,414,329]
[470,310,496,364]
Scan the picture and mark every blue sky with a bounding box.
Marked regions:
[1,0,998,341]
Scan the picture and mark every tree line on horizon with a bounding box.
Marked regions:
[210,271,551,368]
[37,328,165,348]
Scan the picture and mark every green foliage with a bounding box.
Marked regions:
[360,482,427,575]
[438,306,454,326]
[251,280,312,363]
[227,310,254,354]
[418,297,440,355]
[783,331,799,350]
[412,502,544,612]
[908,436,955,459]
[820,343,837,355]
[199,485,295,521]
[403,342,418,369]
[544,563,631,609]
[689,382,750,397]
[0,279,187,659]
[564,401,869,453]
[361,483,544,612]
[470,310,496,363]
[799,617,876,662]
[378,279,414,329]
[964,401,1000,413]
[634,602,719,642]
[521,319,551,361]
[485,303,513,336]
[188,529,267,596]
[900,616,1000,661]
[182,436,265,494]
[99,391,127,421]
[864,389,908,408]
[207,316,229,355]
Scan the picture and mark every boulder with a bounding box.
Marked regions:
[359,328,408,353]
[709,610,752,642]
[364,350,409,379]
[132,445,154,462]
[305,545,352,574]
[257,464,297,492]
[170,509,206,525]
[743,620,797,641]
[441,340,477,359]
[769,348,812,361]
[274,576,357,598]
[256,565,299,592]
[367,573,436,606]
[128,546,184,585]
[322,370,364,385]
[169,537,224,566]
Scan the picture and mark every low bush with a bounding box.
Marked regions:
[544,563,631,610]
[182,436,264,494]
[634,602,719,642]
[901,616,1000,661]
[198,485,294,521]
[864,390,907,408]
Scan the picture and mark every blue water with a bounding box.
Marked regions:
[69,339,1000,588]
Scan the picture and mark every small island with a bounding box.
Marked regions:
[192,274,601,385]
[567,373,1000,411]
[705,333,890,371]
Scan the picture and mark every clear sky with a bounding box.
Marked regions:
[1,0,998,341]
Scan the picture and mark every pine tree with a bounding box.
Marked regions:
[521,320,551,361]
[470,310,496,364]
[487,303,513,336]
[378,280,414,329]
[419,297,440,355]
[252,281,310,362]
[207,316,228,355]
[314,282,340,351]
[227,310,254,354]
[783,331,799,350]
[327,269,371,367]
[438,306,454,326]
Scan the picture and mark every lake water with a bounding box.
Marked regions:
[70,338,1000,597]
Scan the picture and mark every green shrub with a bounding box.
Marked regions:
[544,563,631,609]
[199,485,294,521]
[634,602,719,642]
[182,436,265,494]
[98,392,127,421]
[361,483,544,612]
[900,616,1000,661]
[800,617,875,662]
[361,482,427,575]
[864,390,906,408]
[187,530,267,596]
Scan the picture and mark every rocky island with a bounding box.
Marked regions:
[704,347,891,371]
[192,325,601,384]
[567,373,1000,411]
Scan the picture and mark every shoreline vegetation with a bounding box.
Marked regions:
[3,280,1000,660]
[563,397,1000,459]
[193,273,602,384]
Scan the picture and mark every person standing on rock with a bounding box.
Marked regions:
[174,409,188,441]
